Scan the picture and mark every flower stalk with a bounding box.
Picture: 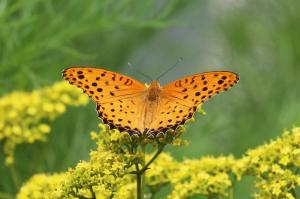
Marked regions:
[135,144,166,199]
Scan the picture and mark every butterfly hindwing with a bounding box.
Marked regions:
[96,95,146,134]
[148,97,195,133]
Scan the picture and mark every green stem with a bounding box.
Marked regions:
[9,165,20,189]
[229,188,233,199]
[135,164,142,199]
[291,189,297,198]
[89,186,96,199]
[0,192,14,199]
[135,144,165,199]
[141,145,146,199]
[140,145,165,174]
[229,175,236,199]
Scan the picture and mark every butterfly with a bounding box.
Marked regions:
[63,67,239,136]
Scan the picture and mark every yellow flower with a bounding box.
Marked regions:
[38,124,51,134]
[0,81,89,166]
[5,156,14,165]
[271,183,281,196]
[258,164,269,173]
[279,155,290,166]
[54,103,66,113]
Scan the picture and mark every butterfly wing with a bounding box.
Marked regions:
[63,67,145,103]
[63,67,146,134]
[148,71,239,134]
[96,95,146,134]
[147,97,194,134]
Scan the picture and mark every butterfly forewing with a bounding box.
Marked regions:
[163,71,239,106]
[63,67,146,133]
[63,67,145,103]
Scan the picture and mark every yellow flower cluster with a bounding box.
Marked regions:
[168,156,235,199]
[17,127,300,199]
[17,124,136,199]
[234,127,300,198]
[16,123,185,199]
[57,125,134,199]
[0,82,88,165]
[17,173,66,199]
[145,152,178,193]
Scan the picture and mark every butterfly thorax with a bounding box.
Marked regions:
[146,80,162,101]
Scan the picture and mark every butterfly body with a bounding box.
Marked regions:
[63,67,239,135]
[122,80,162,133]
[146,80,161,101]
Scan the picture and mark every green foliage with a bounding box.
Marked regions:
[0,0,183,93]
[204,0,300,154]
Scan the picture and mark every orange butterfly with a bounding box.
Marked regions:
[63,67,239,135]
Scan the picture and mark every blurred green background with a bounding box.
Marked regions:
[1,0,300,198]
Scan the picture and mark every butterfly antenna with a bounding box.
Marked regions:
[156,57,183,81]
[128,62,153,82]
